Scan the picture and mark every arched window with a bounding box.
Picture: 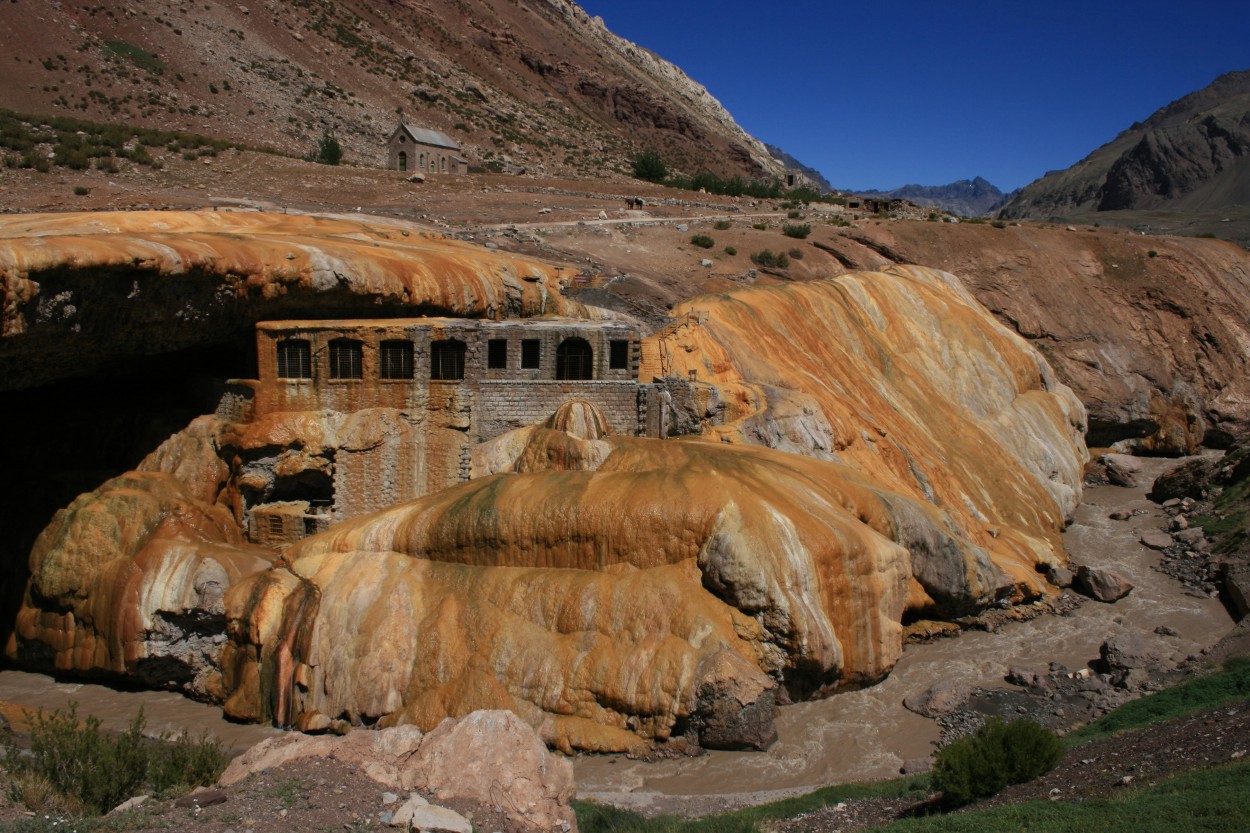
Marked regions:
[276,339,312,379]
[328,339,363,379]
[440,156,447,173]
[419,153,426,169]
[397,151,407,172]
[556,337,593,380]
[430,339,466,380]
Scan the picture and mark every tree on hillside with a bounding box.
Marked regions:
[631,149,667,183]
[316,130,343,166]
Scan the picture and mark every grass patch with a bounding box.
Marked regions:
[873,758,1250,832]
[1068,657,1250,743]
[103,40,164,75]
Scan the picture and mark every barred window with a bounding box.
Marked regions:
[379,340,414,380]
[276,339,312,379]
[430,339,466,380]
[487,339,508,370]
[520,338,541,370]
[328,339,363,379]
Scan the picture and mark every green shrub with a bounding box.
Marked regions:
[73,185,90,195]
[751,249,790,268]
[782,223,811,239]
[1148,250,1158,258]
[724,246,737,256]
[788,248,803,260]
[1197,232,1217,239]
[3,703,227,815]
[991,220,1007,228]
[752,223,767,230]
[713,220,731,230]
[315,130,342,165]
[787,209,802,219]
[932,718,1062,807]
[630,148,667,183]
[690,234,715,249]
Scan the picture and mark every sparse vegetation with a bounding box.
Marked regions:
[724,246,737,256]
[788,248,803,260]
[787,209,802,219]
[713,220,731,230]
[690,234,715,249]
[72,185,90,195]
[0,108,253,173]
[781,223,811,239]
[3,703,227,816]
[752,223,767,231]
[102,40,164,75]
[930,718,1062,807]
[751,250,790,268]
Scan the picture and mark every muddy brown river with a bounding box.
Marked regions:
[0,458,1234,813]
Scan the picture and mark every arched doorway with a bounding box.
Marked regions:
[398,151,407,172]
[556,337,593,380]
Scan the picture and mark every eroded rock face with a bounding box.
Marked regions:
[8,417,275,697]
[0,210,591,391]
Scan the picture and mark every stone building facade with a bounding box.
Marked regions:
[385,123,466,174]
[223,317,693,546]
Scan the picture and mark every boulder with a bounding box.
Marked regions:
[903,678,971,718]
[1174,527,1208,548]
[1140,531,1174,550]
[1149,458,1212,502]
[410,710,577,833]
[1102,453,1143,487]
[1099,633,1160,671]
[1074,566,1134,602]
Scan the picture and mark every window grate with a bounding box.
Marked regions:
[328,339,363,379]
[379,340,414,379]
[430,339,466,380]
[276,339,312,379]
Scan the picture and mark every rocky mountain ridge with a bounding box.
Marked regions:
[0,0,785,181]
[998,69,1250,242]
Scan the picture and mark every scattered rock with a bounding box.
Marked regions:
[175,787,228,808]
[1040,563,1075,588]
[1140,530,1174,550]
[1109,510,1133,521]
[700,259,713,267]
[1074,565,1134,602]
[1155,625,1181,637]
[401,804,473,833]
[108,795,150,815]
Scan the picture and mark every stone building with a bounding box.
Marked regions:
[385,123,467,174]
[221,317,702,546]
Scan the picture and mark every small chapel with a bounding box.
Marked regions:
[385,122,467,174]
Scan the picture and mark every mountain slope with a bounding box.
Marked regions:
[998,70,1250,230]
[858,176,1007,216]
[0,0,783,180]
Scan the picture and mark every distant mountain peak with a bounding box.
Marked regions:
[857,178,1007,216]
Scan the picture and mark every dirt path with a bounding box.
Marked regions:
[573,457,1236,816]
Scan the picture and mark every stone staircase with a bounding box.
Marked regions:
[638,311,708,382]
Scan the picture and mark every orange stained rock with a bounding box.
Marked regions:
[658,265,1088,603]
[0,210,594,337]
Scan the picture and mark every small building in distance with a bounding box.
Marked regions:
[385,123,467,174]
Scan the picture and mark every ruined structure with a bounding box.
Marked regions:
[233,316,650,545]
[385,123,466,174]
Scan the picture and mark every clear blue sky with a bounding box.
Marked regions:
[578,0,1250,192]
